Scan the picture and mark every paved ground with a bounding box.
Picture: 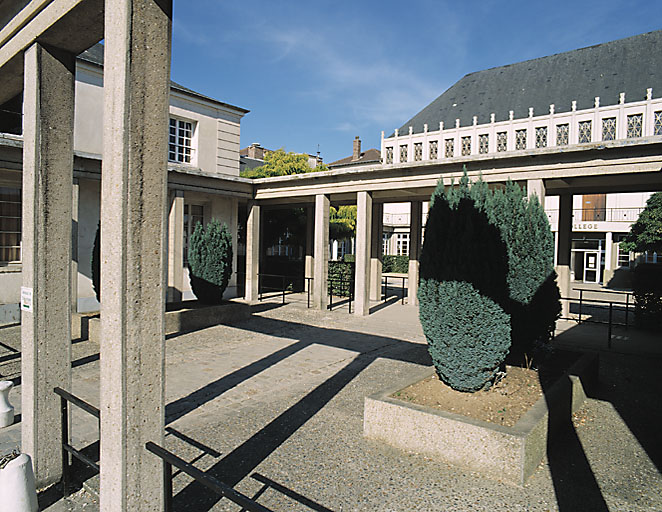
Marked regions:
[1,296,661,511]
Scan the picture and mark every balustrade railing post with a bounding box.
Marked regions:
[578,289,583,323]
[61,395,69,495]
[164,460,173,512]
[625,293,630,329]
[608,302,613,349]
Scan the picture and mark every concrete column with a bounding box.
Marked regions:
[369,202,383,301]
[245,200,261,302]
[354,191,372,316]
[304,205,314,279]
[100,2,172,511]
[21,42,75,489]
[72,178,79,315]
[603,232,614,284]
[527,179,546,205]
[408,201,423,306]
[167,190,184,303]
[555,194,573,317]
[312,194,330,310]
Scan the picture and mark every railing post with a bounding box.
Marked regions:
[60,395,69,496]
[625,293,630,329]
[282,276,285,305]
[401,277,405,305]
[164,460,173,512]
[608,302,613,349]
[578,289,583,323]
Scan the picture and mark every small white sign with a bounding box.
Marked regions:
[20,287,33,312]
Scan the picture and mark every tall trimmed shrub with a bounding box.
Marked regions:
[418,174,560,392]
[188,219,233,304]
[632,263,662,331]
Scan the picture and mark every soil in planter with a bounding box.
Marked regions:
[393,352,579,427]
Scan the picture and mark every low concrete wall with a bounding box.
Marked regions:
[364,353,598,485]
[88,300,250,342]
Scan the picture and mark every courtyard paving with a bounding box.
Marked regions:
[0,297,660,511]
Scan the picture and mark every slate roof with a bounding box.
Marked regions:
[78,43,249,114]
[328,148,382,168]
[397,31,662,136]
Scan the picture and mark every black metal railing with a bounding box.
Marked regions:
[328,276,354,313]
[382,275,407,305]
[54,387,100,495]
[145,441,273,512]
[238,272,313,308]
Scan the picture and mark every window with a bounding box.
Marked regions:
[183,204,204,265]
[382,232,390,255]
[617,244,630,268]
[461,136,471,156]
[399,144,408,163]
[496,132,507,152]
[515,129,527,150]
[396,233,409,256]
[444,138,454,158]
[578,121,592,143]
[627,114,643,138]
[169,118,194,164]
[385,146,393,164]
[414,142,422,161]
[0,187,21,263]
[556,124,569,146]
[535,127,547,148]
[478,134,489,154]
[429,140,438,160]
[655,111,662,136]
[602,117,616,141]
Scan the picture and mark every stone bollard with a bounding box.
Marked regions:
[0,381,14,428]
[0,452,39,512]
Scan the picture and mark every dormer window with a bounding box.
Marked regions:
[169,118,194,164]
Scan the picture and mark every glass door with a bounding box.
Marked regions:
[583,251,600,283]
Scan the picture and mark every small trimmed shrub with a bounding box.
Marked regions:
[383,255,409,273]
[92,221,100,303]
[632,263,662,331]
[188,219,233,304]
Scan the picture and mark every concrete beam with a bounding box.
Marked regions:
[369,202,383,301]
[527,179,545,205]
[312,194,329,310]
[408,201,422,306]
[245,200,260,302]
[99,2,172,510]
[21,41,74,489]
[354,191,372,316]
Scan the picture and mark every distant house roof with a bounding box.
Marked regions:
[397,30,662,136]
[328,148,381,169]
[78,44,249,114]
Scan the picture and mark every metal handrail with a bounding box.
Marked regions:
[383,275,407,305]
[145,441,273,512]
[328,276,354,313]
[53,387,101,495]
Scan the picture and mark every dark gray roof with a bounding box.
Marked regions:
[328,148,381,168]
[78,44,249,114]
[398,31,662,136]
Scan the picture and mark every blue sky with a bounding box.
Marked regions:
[171,1,661,164]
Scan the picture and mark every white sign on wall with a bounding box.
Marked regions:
[20,287,33,312]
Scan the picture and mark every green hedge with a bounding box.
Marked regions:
[632,263,662,331]
[328,260,354,297]
[383,255,409,273]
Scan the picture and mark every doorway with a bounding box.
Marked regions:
[583,251,600,283]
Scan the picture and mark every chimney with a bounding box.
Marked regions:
[352,136,361,161]
[247,142,264,161]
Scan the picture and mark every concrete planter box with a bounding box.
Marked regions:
[88,300,249,342]
[364,353,598,485]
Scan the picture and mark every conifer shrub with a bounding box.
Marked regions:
[188,219,233,304]
[418,174,560,392]
[632,263,662,331]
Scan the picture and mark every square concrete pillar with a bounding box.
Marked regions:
[527,179,546,205]
[312,194,330,310]
[245,200,261,302]
[21,42,75,489]
[100,2,172,510]
[72,178,79,315]
[305,205,314,279]
[354,191,372,316]
[167,190,184,303]
[408,201,423,306]
[556,194,573,317]
[369,202,383,301]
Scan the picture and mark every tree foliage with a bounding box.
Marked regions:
[330,205,356,240]
[188,219,233,304]
[619,192,662,254]
[240,149,328,178]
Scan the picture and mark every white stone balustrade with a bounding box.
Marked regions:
[381,89,662,164]
[0,380,14,428]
